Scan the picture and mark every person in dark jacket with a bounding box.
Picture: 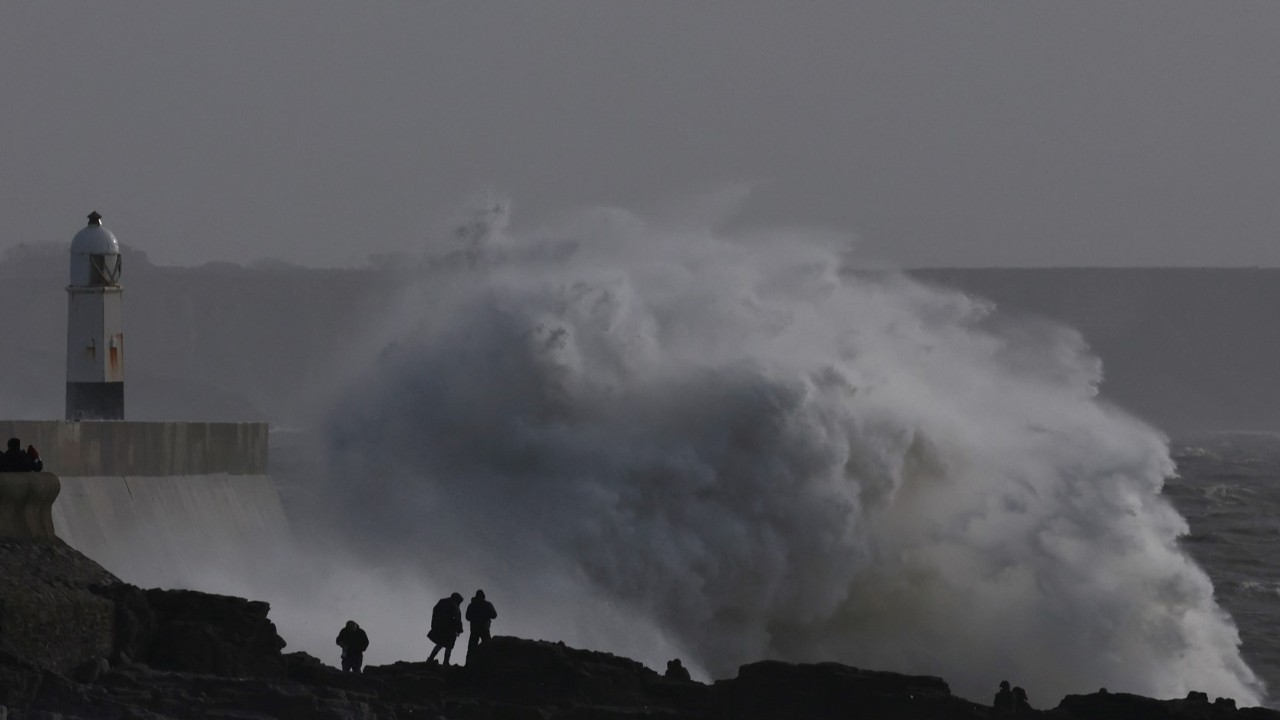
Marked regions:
[0,438,34,472]
[1012,686,1032,713]
[336,620,370,673]
[465,590,497,661]
[26,445,43,472]
[427,593,464,665]
[993,680,1014,712]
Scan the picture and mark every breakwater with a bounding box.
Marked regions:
[0,420,287,589]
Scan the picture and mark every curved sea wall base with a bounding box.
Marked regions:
[0,472,60,540]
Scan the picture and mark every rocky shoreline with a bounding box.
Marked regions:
[1,538,1275,720]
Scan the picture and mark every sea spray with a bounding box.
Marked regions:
[322,201,1262,703]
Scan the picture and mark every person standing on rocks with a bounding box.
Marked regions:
[993,680,1014,712]
[336,620,370,673]
[664,658,691,681]
[465,589,497,661]
[1012,686,1032,713]
[427,592,464,665]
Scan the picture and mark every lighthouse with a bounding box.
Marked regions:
[65,211,124,420]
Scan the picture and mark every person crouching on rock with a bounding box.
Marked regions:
[336,620,369,673]
[427,592,464,666]
[465,589,497,661]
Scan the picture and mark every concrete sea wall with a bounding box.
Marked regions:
[0,420,288,589]
[51,473,290,588]
[0,420,268,476]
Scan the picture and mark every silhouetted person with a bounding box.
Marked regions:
[1012,686,1032,713]
[427,592,464,665]
[27,445,42,472]
[993,680,1014,712]
[335,620,369,673]
[465,590,497,660]
[665,658,691,681]
[0,438,34,472]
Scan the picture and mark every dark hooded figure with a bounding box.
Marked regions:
[1012,686,1032,713]
[427,592,464,665]
[993,680,1014,712]
[0,438,33,472]
[465,590,498,660]
[336,620,370,673]
[665,658,691,681]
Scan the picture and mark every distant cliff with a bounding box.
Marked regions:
[2,246,1276,435]
[914,268,1280,434]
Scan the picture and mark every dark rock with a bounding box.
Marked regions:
[0,648,43,709]
[464,636,699,710]
[70,656,109,683]
[710,660,988,720]
[90,584,288,679]
[361,660,447,706]
[143,588,287,678]
[5,552,1280,720]
[1052,689,1262,719]
[0,538,119,673]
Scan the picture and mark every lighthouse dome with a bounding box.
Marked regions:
[69,211,122,286]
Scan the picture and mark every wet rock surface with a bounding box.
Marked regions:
[0,538,118,674]
[2,540,1279,719]
[4,629,1280,719]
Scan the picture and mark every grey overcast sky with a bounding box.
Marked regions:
[2,2,1279,268]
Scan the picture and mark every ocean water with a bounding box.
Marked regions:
[1167,432,1280,706]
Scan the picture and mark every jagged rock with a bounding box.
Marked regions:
[710,660,989,719]
[465,635,707,714]
[361,660,447,706]
[0,538,119,673]
[70,656,109,684]
[1053,689,1267,719]
[5,563,1280,720]
[90,584,288,678]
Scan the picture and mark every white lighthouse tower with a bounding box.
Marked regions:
[65,211,124,420]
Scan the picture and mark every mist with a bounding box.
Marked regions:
[211,199,1261,704]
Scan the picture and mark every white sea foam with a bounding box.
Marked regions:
[320,199,1262,703]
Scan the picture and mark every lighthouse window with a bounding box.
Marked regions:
[90,254,122,286]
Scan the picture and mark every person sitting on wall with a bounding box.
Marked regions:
[336,620,370,674]
[26,445,42,472]
[665,658,691,681]
[0,438,35,472]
